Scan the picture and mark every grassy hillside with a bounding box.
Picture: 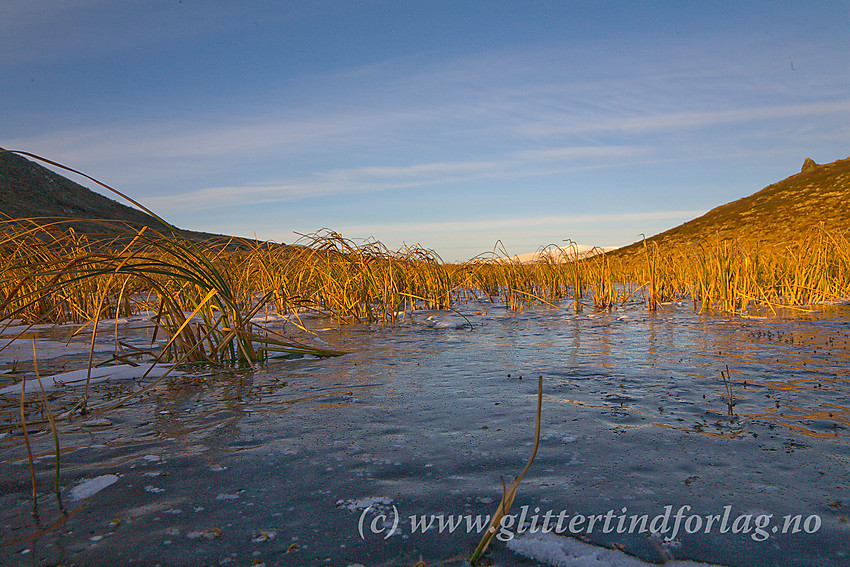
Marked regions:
[0,149,221,239]
[613,156,850,259]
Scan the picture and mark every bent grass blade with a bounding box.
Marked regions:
[470,376,543,565]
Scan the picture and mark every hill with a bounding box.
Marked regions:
[0,149,213,238]
[612,156,850,259]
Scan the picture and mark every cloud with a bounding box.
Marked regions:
[288,209,708,261]
[142,144,652,211]
[517,99,850,139]
[6,32,848,237]
[144,184,301,210]
[515,146,645,161]
[5,110,398,165]
[322,160,501,180]
[332,209,706,236]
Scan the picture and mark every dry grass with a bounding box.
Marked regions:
[458,226,849,315]
[3,221,849,353]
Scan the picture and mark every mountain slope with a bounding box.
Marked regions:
[612,156,850,258]
[0,150,192,236]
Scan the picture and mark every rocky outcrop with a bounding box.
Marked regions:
[801,157,818,173]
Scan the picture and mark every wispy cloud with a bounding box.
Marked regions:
[6,110,400,165]
[515,146,645,161]
[322,160,501,180]
[144,184,301,210]
[301,209,708,261]
[333,210,706,236]
[520,99,850,138]
[143,144,651,211]
[3,3,848,262]
[8,37,847,193]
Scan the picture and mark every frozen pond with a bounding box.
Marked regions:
[1,299,849,566]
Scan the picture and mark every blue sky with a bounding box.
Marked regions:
[2,1,848,261]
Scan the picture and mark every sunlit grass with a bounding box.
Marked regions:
[3,220,849,348]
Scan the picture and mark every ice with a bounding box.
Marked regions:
[418,314,470,329]
[336,496,393,512]
[82,418,113,427]
[0,337,114,363]
[70,474,119,501]
[0,364,180,397]
[507,532,725,567]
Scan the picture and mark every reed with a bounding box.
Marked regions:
[0,221,346,362]
[32,340,65,515]
[19,375,39,524]
[720,364,735,415]
[599,225,850,314]
[586,247,615,310]
[3,222,850,343]
[564,241,585,312]
[640,235,658,311]
[470,375,543,565]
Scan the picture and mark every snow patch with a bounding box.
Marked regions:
[70,474,119,501]
[0,364,180,397]
[507,532,726,567]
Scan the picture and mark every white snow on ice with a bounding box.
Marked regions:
[0,364,180,397]
[0,338,115,363]
[507,532,726,567]
[69,474,119,501]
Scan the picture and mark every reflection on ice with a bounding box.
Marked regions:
[0,300,848,566]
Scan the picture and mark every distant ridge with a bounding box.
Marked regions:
[0,150,214,238]
[612,155,850,258]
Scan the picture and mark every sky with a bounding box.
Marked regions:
[2,1,849,261]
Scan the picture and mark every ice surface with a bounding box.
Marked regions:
[0,364,179,396]
[507,533,717,567]
[69,474,119,501]
[508,532,725,567]
[2,301,847,566]
[418,314,470,329]
[336,496,393,512]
